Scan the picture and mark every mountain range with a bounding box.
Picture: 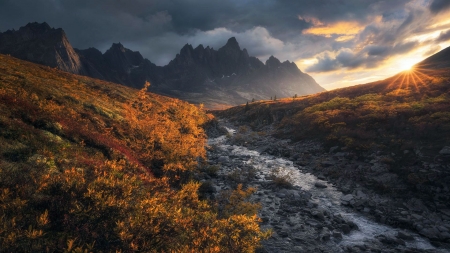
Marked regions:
[2,20,450,252]
[0,22,324,108]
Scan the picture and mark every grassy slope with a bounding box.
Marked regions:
[217,63,450,200]
[220,67,450,155]
[0,54,268,252]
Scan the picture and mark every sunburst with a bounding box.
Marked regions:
[386,65,434,94]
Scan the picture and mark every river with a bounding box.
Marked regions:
[207,126,449,252]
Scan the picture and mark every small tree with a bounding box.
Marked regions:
[251,98,255,103]
[245,101,249,112]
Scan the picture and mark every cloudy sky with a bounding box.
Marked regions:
[1,0,450,90]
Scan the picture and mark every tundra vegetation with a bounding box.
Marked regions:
[0,54,270,252]
[217,67,450,194]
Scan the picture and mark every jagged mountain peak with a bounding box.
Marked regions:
[266,55,281,67]
[180,43,194,53]
[222,37,240,50]
[108,42,127,52]
[106,43,143,58]
[6,22,66,41]
[22,22,52,32]
[0,22,84,74]
[104,43,144,68]
[0,22,325,108]
[79,47,103,56]
[195,44,204,51]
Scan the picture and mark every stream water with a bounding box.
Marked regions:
[208,127,448,252]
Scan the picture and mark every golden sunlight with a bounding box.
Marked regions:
[399,62,414,71]
[396,57,420,72]
[387,66,435,94]
[302,21,363,37]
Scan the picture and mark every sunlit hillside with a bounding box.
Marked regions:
[0,54,269,252]
[217,50,450,197]
[220,58,450,153]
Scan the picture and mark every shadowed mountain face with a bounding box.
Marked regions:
[157,37,324,107]
[0,23,324,108]
[0,22,85,74]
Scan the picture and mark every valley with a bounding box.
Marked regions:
[1,4,450,251]
[208,46,450,252]
[204,120,448,252]
[0,22,324,108]
[1,42,450,252]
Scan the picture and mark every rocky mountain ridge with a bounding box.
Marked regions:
[0,22,324,108]
[0,22,85,74]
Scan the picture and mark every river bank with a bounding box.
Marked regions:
[201,120,450,252]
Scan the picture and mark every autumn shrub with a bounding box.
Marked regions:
[0,55,269,252]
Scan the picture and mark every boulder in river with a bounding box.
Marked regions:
[439,146,450,155]
[314,182,327,188]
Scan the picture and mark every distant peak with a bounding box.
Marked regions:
[266,55,281,66]
[109,42,126,52]
[180,43,194,53]
[23,22,52,32]
[111,42,124,48]
[26,22,50,28]
[195,44,204,50]
[224,37,240,50]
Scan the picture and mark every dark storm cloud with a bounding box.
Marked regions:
[0,0,441,69]
[429,0,450,13]
[0,0,418,62]
[436,30,450,42]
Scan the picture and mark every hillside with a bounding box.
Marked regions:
[0,22,324,109]
[219,48,450,158]
[215,46,450,244]
[0,54,269,252]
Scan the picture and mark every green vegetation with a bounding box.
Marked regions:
[219,68,450,156]
[0,54,269,252]
[216,67,450,196]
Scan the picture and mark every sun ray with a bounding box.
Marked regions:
[406,71,411,88]
[395,72,408,95]
[411,71,427,86]
[413,66,432,72]
[387,73,404,90]
[386,65,441,95]
[414,70,434,84]
[409,71,420,91]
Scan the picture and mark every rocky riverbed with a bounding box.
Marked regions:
[202,120,450,252]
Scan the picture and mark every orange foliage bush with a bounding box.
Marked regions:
[0,54,269,252]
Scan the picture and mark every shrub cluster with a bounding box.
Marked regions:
[0,55,270,252]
